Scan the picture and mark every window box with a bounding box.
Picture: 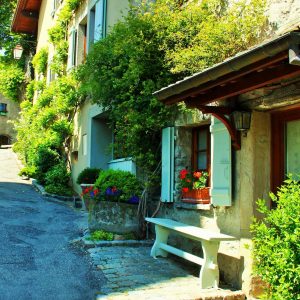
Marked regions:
[182,187,210,204]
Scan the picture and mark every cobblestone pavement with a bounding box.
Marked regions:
[87,244,245,300]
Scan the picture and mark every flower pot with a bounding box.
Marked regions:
[182,187,210,204]
[80,184,94,210]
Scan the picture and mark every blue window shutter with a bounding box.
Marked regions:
[94,0,105,41]
[161,127,175,202]
[210,117,232,206]
[67,29,76,69]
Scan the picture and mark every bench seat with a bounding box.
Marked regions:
[146,217,237,289]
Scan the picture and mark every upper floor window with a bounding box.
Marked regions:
[0,103,7,116]
[67,29,78,70]
[192,126,210,173]
[87,0,107,52]
[77,17,88,65]
[52,0,63,17]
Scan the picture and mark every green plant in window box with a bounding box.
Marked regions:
[179,169,210,204]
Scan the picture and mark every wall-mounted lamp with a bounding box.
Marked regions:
[13,44,24,60]
[231,110,252,136]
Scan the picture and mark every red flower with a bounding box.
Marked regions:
[111,186,117,193]
[179,169,188,179]
[193,171,202,179]
[182,187,189,193]
[93,189,99,195]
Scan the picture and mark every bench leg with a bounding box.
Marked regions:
[200,240,220,289]
[150,225,169,258]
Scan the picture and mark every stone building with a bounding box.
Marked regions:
[154,0,300,297]
[0,95,20,146]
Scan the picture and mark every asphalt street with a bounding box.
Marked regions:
[0,147,105,300]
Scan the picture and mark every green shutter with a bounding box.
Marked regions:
[210,117,232,206]
[161,127,175,202]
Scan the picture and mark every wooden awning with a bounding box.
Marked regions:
[11,0,42,35]
[154,32,300,108]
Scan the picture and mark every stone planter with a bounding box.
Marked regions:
[89,201,139,234]
[182,187,210,204]
[80,184,94,210]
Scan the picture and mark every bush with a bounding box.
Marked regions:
[44,162,71,196]
[45,162,70,186]
[250,177,300,300]
[18,166,37,178]
[34,146,60,184]
[76,167,102,184]
[94,169,143,203]
[44,184,73,196]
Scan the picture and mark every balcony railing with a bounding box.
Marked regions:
[108,157,136,175]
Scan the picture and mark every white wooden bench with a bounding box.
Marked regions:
[145,217,237,289]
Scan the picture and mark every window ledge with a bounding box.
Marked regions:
[175,202,212,211]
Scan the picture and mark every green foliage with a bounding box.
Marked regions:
[79,0,266,176]
[45,184,73,196]
[34,145,60,184]
[150,0,267,75]
[48,0,82,46]
[13,73,81,187]
[251,177,300,300]
[48,24,65,45]
[94,169,143,202]
[32,47,48,75]
[44,162,72,196]
[0,60,25,101]
[18,166,37,178]
[45,162,70,186]
[86,230,114,241]
[76,168,102,184]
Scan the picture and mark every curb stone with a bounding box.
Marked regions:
[32,179,82,207]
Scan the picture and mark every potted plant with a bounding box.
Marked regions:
[94,169,142,204]
[77,168,101,209]
[179,169,210,204]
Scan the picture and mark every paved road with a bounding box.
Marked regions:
[0,147,105,300]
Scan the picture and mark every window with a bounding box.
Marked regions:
[52,0,62,17]
[82,134,87,156]
[160,118,232,206]
[271,108,300,192]
[87,0,107,52]
[192,126,210,173]
[77,17,88,65]
[67,29,78,69]
[0,103,7,116]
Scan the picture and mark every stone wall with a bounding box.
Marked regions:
[0,94,20,144]
[89,201,140,234]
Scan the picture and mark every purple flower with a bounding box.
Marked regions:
[128,195,139,204]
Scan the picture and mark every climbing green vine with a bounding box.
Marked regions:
[14,0,83,195]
